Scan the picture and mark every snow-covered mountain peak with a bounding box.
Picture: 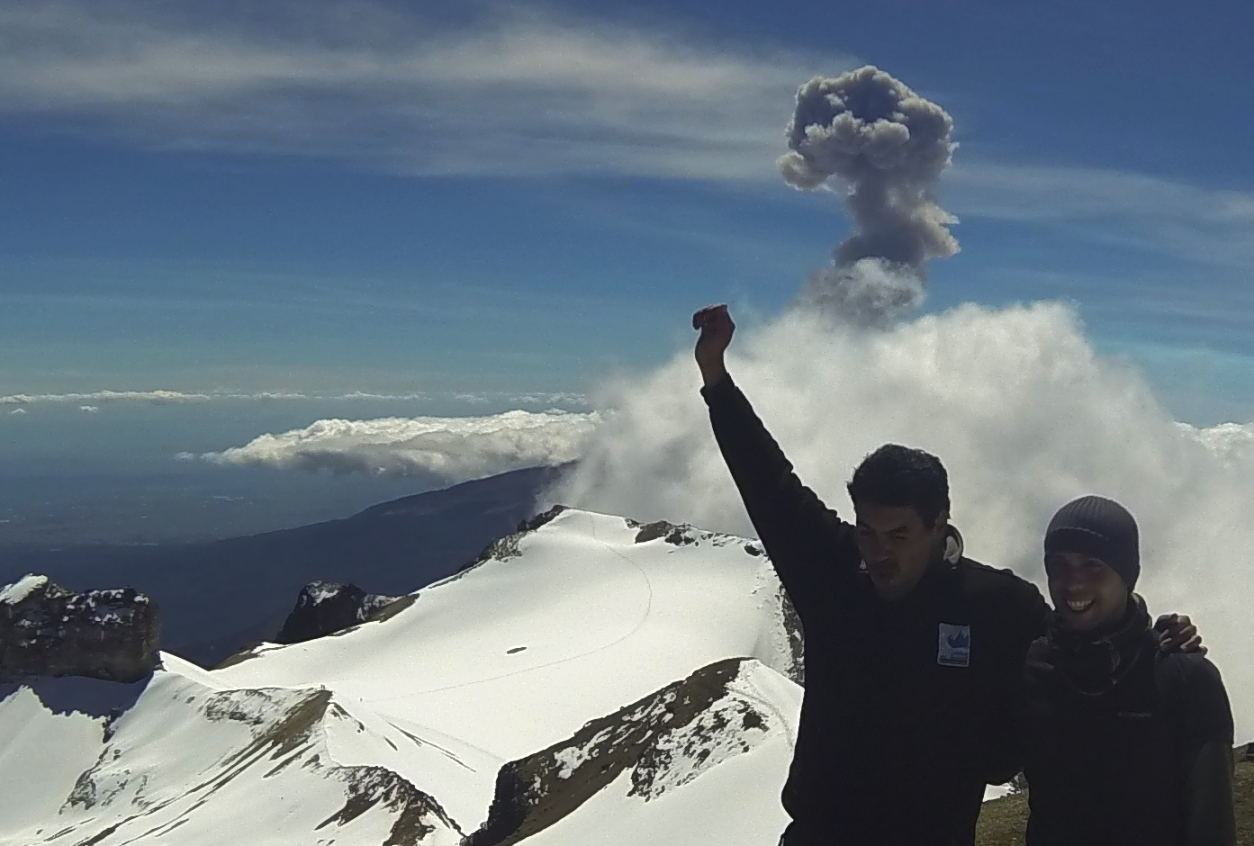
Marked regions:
[2,661,470,845]
[0,574,48,605]
[1,506,803,845]
[213,507,800,756]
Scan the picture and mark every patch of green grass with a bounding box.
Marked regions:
[1236,751,1254,846]
[977,751,1253,846]
[975,790,1027,846]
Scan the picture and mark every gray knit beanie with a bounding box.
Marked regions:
[1043,495,1140,589]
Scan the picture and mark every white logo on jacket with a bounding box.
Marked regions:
[938,623,971,667]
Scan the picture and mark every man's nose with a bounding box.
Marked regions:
[1060,566,1088,588]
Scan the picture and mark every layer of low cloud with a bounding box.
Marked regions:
[547,302,1254,740]
[1,390,279,405]
[203,409,599,482]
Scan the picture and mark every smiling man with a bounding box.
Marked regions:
[691,304,1202,846]
[1022,496,1236,846]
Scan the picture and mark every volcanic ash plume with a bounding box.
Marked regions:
[778,66,959,324]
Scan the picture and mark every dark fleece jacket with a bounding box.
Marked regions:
[1023,598,1236,846]
[703,374,1049,846]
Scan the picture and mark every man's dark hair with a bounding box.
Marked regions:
[847,444,950,527]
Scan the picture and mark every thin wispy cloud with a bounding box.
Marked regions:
[2,1,1251,270]
[0,0,838,181]
[947,161,1254,269]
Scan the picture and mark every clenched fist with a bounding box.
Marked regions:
[692,304,734,387]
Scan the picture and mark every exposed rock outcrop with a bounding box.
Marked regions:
[0,574,159,683]
[273,581,404,644]
[444,505,570,585]
[774,583,805,685]
[629,519,699,546]
[466,658,779,846]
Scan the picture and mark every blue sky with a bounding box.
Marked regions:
[1,0,1253,476]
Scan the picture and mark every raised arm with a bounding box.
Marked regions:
[693,305,857,610]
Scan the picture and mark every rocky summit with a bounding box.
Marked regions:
[0,574,160,683]
[273,580,405,644]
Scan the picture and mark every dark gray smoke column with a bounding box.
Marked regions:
[778,66,958,324]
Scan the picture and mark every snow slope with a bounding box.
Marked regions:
[0,508,805,845]
[215,509,800,758]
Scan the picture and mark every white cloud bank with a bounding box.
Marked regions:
[203,409,599,482]
[546,302,1254,741]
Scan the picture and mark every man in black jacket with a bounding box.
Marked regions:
[691,304,1201,846]
[1022,496,1235,846]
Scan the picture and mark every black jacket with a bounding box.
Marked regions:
[1023,600,1236,846]
[703,376,1049,846]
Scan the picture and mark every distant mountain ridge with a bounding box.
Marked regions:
[0,465,561,667]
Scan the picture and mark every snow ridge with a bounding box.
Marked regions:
[1,673,466,846]
[0,574,47,605]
